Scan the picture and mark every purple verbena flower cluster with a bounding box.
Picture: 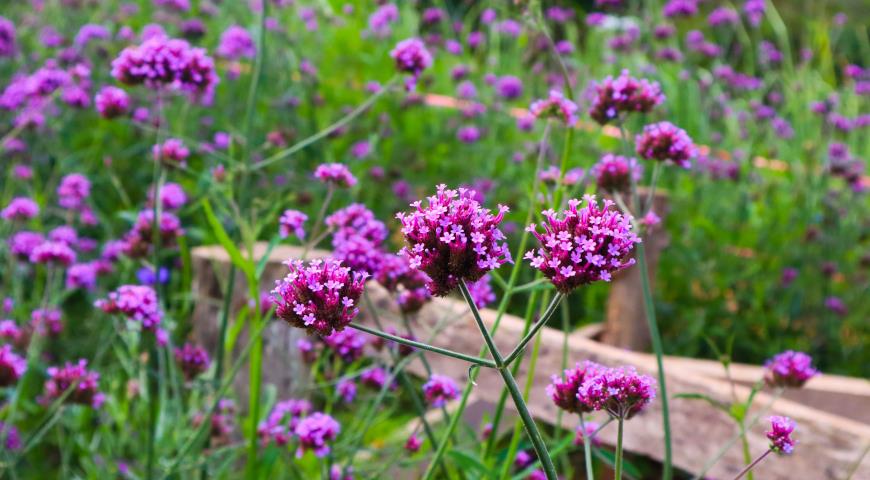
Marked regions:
[174,343,211,380]
[529,90,578,126]
[95,284,164,331]
[588,70,665,125]
[397,185,512,296]
[591,154,643,193]
[0,344,26,387]
[294,412,340,458]
[635,121,697,168]
[524,195,640,293]
[422,374,460,408]
[272,258,367,336]
[766,416,797,454]
[576,366,656,419]
[314,163,357,188]
[279,209,308,240]
[546,361,605,414]
[764,350,818,388]
[258,398,312,446]
[43,359,105,408]
[390,38,433,90]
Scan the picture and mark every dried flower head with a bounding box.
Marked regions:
[397,185,511,296]
[272,258,367,336]
[524,195,639,293]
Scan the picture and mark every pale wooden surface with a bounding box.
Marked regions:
[192,243,870,479]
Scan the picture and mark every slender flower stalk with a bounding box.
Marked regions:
[614,417,625,479]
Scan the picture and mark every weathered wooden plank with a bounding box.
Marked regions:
[192,243,870,479]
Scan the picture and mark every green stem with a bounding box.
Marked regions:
[213,266,236,386]
[245,273,264,480]
[502,293,564,365]
[635,241,672,480]
[459,280,557,480]
[733,449,772,480]
[740,423,754,480]
[614,418,624,480]
[253,77,398,171]
[348,323,496,368]
[581,417,595,480]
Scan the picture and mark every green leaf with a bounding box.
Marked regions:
[200,199,254,280]
[446,449,496,478]
[674,393,730,413]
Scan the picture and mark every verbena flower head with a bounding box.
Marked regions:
[375,253,432,313]
[294,412,340,458]
[396,185,512,296]
[2,197,39,221]
[95,86,130,118]
[216,25,255,60]
[0,422,20,451]
[496,75,523,100]
[530,90,579,125]
[663,0,698,18]
[390,38,433,90]
[43,359,105,408]
[767,416,796,454]
[66,262,98,290]
[0,344,26,387]
[323,329,367,363]
[333,237,384,277]
[174,343,211,380]
[57,173,90,210]
[258,398,312,446]
[577,366,656,419]
[466,274,496,308]
[32,308,62,336]
[272,258,367,336]
[764,350,818,388]
[591,154,643,193]
[30,241,77,266]
[279,209,308,240]
[152,138,190,167]
[588,70,665,125]
[95,285,163,331]
[192,399,235,445]
[326,204,388,246]
[150,182,187,210]
[9,232,44,260]
[405,433,422,452]
[524,195,639,293]
[314,163,357,188]
[111,36,219,104]
[635,121,697,168]
[361,366,393,390]
[122,210,184,257]
[547,360,605,414]
[422,374,460,407]
[336,378,357,403]
[0,16,16,58]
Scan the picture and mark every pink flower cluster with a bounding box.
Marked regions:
[375,253,432,313]
[314,163,357,188]
[95,86,130,118]
[576,366,656,419]
[294,412,340,458]
[588,70,665,125]
[546,361,604,414]
[767,416,797,454]
[121,210,184,258]
[635,121,697,168]
[95,284,164,331]
[529,90,579,126]
[524,195,640,293]
[57,173,91,210]
[390,38,433,90]
[258,398,312,446]
[763,350,818,388]
[591,154,643,193]
[0,344,26,387]
[397,185,512,296]
[272,258,368,336]
[192,399,236,445]
[43,359,105,408]
[29,241,77,266]
[111,36,219,103]
[279,209,308,240]
[2,197,39,221]
[152,138,190,167]
[174,343,211,380]
[422,374,460,407]
[323,329,367,363]
[216,26,255,60]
